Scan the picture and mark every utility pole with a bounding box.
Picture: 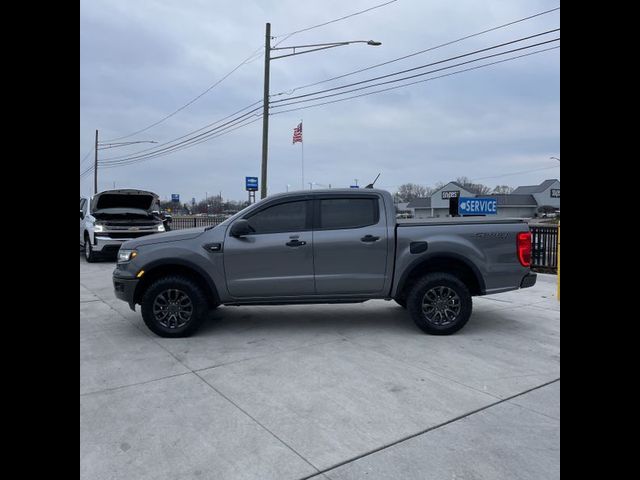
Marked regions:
[259,24,380,200]
[260,23,271,200]
[94,129,99,194]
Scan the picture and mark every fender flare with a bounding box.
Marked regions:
[136,257,221,304]
[394,252,486,297]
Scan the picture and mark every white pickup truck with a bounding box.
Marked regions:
[80,189,166,262]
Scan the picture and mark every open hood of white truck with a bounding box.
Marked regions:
[91,189,159,213]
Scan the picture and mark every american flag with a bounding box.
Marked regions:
[292,122,303,144]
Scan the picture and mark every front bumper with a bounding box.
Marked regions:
[520,272,537,289]
[94,236,130,254]
[113,273,139,311]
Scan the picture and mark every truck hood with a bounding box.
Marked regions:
[122,227,206,249]
[92,189,159,213]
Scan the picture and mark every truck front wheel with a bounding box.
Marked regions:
[84,235,98,263]
[141,275,208,338]
[407,273,472,335]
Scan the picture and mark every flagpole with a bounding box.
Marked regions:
[301,119,304,190]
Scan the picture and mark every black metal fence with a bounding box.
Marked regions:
[530,225,559,272]
[170,216,225,230]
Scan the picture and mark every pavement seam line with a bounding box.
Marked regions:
[80,371,194,397]
[193,370,322,476]
[297,377,560,480]
[82,282,322,475]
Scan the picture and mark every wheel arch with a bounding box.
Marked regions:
[133,259,220,308]
[395,253,485,300]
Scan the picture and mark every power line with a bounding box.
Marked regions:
[80,164,94,178]
[99,1,400,144]
[100,115,263,168]
[102,46,264,143]
[80,146,94,166]
[272,0,398,47]
[100,107,263,166]
[270,43,559,115]
[272,5,560,97]
[100,100,262,162]
[471,165,559,182]
[271,29,559,106]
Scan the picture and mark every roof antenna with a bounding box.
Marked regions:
[365,173,381,189]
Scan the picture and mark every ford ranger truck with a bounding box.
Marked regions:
[80,189,166,262]
[112,189,536,337]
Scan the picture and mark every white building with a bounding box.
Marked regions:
[406,179,560,219]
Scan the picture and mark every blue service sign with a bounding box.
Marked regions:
[458,197,497,215]
[171,194,180,202]
[246,176,259,191]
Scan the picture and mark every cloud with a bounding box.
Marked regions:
[80,0,560,200]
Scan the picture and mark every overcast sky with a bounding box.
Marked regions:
[80,0,560,202]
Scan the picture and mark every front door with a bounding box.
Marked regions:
[313,196,389,295]
[224,199,315,298]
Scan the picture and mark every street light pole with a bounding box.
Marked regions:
[259,23,381,199]
[260,23,271,200]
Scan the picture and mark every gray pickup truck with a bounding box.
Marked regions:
[113,189,536,337]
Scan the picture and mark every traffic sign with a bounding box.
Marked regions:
[171,194,180,202]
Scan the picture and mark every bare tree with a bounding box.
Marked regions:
[455,177,492,195]
[492,185,514,194]
[394,183,432,203]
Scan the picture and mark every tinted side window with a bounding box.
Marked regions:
[319,198,379,229]
[80,199,87,213]
[246,201,308,234]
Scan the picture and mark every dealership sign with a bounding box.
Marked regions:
[458,197,497,215]
[550,189,560,198]
[441,190,460,199]
[245,177,258,191]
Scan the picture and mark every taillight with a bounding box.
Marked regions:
[517,231,532,267]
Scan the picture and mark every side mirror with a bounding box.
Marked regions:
[80,210,84,219]
[229,219,252,237]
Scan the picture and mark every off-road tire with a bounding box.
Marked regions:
[141,275,209,338]
[407,273,472,335]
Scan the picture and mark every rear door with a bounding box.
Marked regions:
[223,198,315,298]
[313,194,389,295]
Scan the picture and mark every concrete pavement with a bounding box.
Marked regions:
[80,256,559,479]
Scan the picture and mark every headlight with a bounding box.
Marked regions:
[156,224,165,232]
[94,224,105,232]
[117,249,138,263]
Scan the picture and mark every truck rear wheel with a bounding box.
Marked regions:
[141,275,208,338]
[407,273,472,335]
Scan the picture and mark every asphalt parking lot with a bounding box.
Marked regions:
[80,255,560,480]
